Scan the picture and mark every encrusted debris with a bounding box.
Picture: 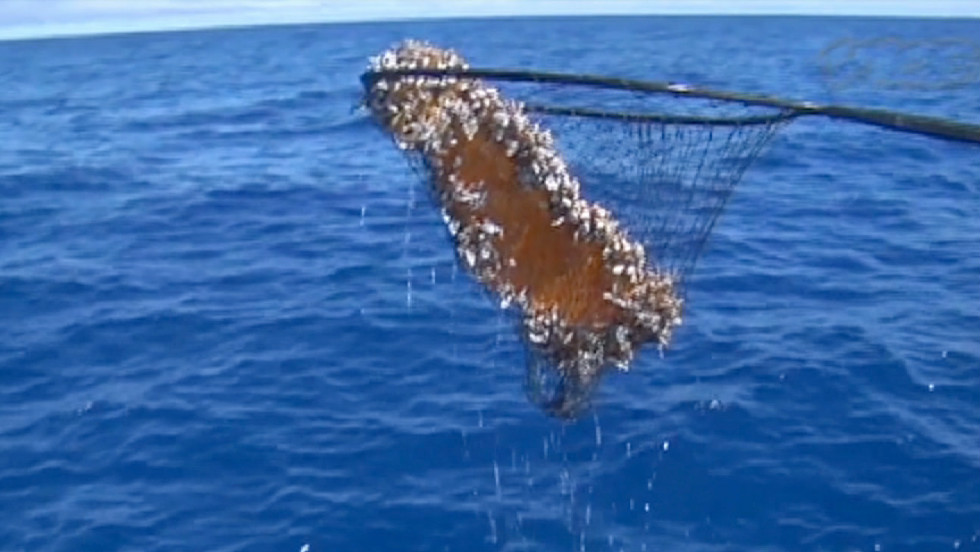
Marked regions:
[363,40,684,417]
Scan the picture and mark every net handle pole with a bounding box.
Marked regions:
[813,105,980,145]
[362,68,980,146]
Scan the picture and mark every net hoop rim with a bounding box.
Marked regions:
[524,103,797,126]
[361,67,799,126]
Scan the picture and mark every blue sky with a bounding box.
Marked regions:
[1,0,978,40]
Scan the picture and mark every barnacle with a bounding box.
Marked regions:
[363,41,683,417]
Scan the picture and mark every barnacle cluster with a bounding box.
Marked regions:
[363,41,684,416]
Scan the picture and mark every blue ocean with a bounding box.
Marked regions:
[1,15,978,552]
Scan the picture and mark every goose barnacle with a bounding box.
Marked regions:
[363,40,684,418]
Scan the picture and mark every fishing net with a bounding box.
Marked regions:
[359,40,979,419]
[465,78,791,415]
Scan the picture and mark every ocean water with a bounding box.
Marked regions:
[1,15,978,552]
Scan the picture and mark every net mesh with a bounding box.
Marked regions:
[511,89,788,415]
[361,41,790,418]
[526,107,787,279]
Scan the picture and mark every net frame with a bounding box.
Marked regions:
[360,54,980,418]
[362,67,980,145]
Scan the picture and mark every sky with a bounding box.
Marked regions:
[0,0,978,41]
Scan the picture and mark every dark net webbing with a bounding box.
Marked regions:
[534,113,785,282]
[496,84,787,414]
[479,76,791,285]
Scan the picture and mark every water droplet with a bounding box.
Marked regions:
[486,511,497,544]
[593,412,602,446]
[493,461,501,497]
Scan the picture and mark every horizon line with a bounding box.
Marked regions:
[1,10,978,43]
